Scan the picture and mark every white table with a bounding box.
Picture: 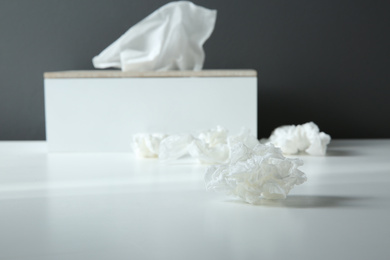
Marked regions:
[0,140,389,260]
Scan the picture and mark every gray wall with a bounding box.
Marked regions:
[1,0,389,140]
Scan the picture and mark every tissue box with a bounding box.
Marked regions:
[44,70,257,152]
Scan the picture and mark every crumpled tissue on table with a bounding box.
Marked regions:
[264,122,331,156]
[205,142,307,204]
[132,126,307,204]
[92,1,217,71]
[132,133,168,158]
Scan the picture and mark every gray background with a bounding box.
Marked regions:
[1,0,389,140]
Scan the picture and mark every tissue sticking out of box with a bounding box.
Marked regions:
[92,1,217,71]
[264,122,331,156]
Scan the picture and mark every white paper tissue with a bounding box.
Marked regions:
[159,126,230,163]
[133,133,167,158]
[205,142,307,204]
[187,125,230,164]
[92,1,217,71]
[159,134,194,161]
[265,122,331,156]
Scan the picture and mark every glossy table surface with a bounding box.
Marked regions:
[0,140,389,260]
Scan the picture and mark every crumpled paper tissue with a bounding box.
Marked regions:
[265,122,331,156]
[92,1,217,71]
[182,125,231,164]
[205,142,306,204]
[133,133,167,158]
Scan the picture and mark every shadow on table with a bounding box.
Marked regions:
[226,195,371,208]
[260,195,371,208]
[325,150,360,157]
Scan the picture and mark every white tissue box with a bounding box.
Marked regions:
[44,70,257,152]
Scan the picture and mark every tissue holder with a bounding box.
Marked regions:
[44,70,257,152]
